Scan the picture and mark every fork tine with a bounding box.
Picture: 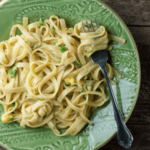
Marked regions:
[91,20,95,32]
[95,19,99,29]
[86,20,90,31]
[82,22,86,32]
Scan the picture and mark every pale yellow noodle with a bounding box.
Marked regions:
[0,15,123,136]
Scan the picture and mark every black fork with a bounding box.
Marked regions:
[82,20,133,149]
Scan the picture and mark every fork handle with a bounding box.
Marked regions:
[101,65,133,149]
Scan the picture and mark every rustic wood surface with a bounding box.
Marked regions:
[0,0,149,150]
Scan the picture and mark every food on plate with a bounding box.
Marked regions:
[0,15,124,136]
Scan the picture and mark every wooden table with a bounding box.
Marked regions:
[0,0,149,150]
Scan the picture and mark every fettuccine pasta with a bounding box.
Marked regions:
[0,15,124,136]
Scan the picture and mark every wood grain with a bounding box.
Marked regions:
[129,27,150,45]
[102,0,150,26]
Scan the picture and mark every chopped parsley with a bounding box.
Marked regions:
[78,33,80,36]
[39,18,44,26]
[0,99,3,101]
[31,44,35,48]
[58,60,61,63]
[40,99,44,101]
[92,37,96,40]
[59,29,62,31]
[75,61,82,67]
[10,116,13,121]
[58,44,61,47]
[53,127,56,130]
[8,67,17,78]
[54,42,57,45]
[86,50,93,54]
[11,102,15,107]
[40,57,43,60]
[63,44,66,46]
[25,41,27,43]
[59,47,66,53]
[0,63,2,65]
[81,90,86,93]
[52,26,55,30]
[53,90,55,93]
[64,66,67,69]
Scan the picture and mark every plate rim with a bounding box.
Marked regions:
[94,0,141,149]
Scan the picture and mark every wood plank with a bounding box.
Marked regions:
[129,27,150,45]
[102,0,150,26]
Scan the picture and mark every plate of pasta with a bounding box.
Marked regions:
[0,0,140,150]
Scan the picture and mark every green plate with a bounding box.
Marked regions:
[0,0,141,150]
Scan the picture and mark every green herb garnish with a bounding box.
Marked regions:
[63,44,66,46]
[31,44,35,48]
[11,102,15,107]
[0,63,2,65]
[40,99,44,101]
[86,50,93,54]
[25,41,27,43]
[58,44,61,47]
[64,66,67,69]
[59,29,62,31]
[8,67,17,78]
[53,90,55,93]
[58,60,61,63]
[81,90,86,93]
[39,18,44,26]
[40,57,43,60]
[92,37,96,40]
[75,61,82,67]
[59,47,66,53]
[53,127,56,130]
[10,116,13,121]
[52,26,55,30]
[54,42,57,45]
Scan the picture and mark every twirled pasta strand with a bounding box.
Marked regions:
[0,15,123,136]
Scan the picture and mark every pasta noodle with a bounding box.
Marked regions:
[0,15,123,136]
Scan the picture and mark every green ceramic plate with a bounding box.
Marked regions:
[0,0,141,150]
